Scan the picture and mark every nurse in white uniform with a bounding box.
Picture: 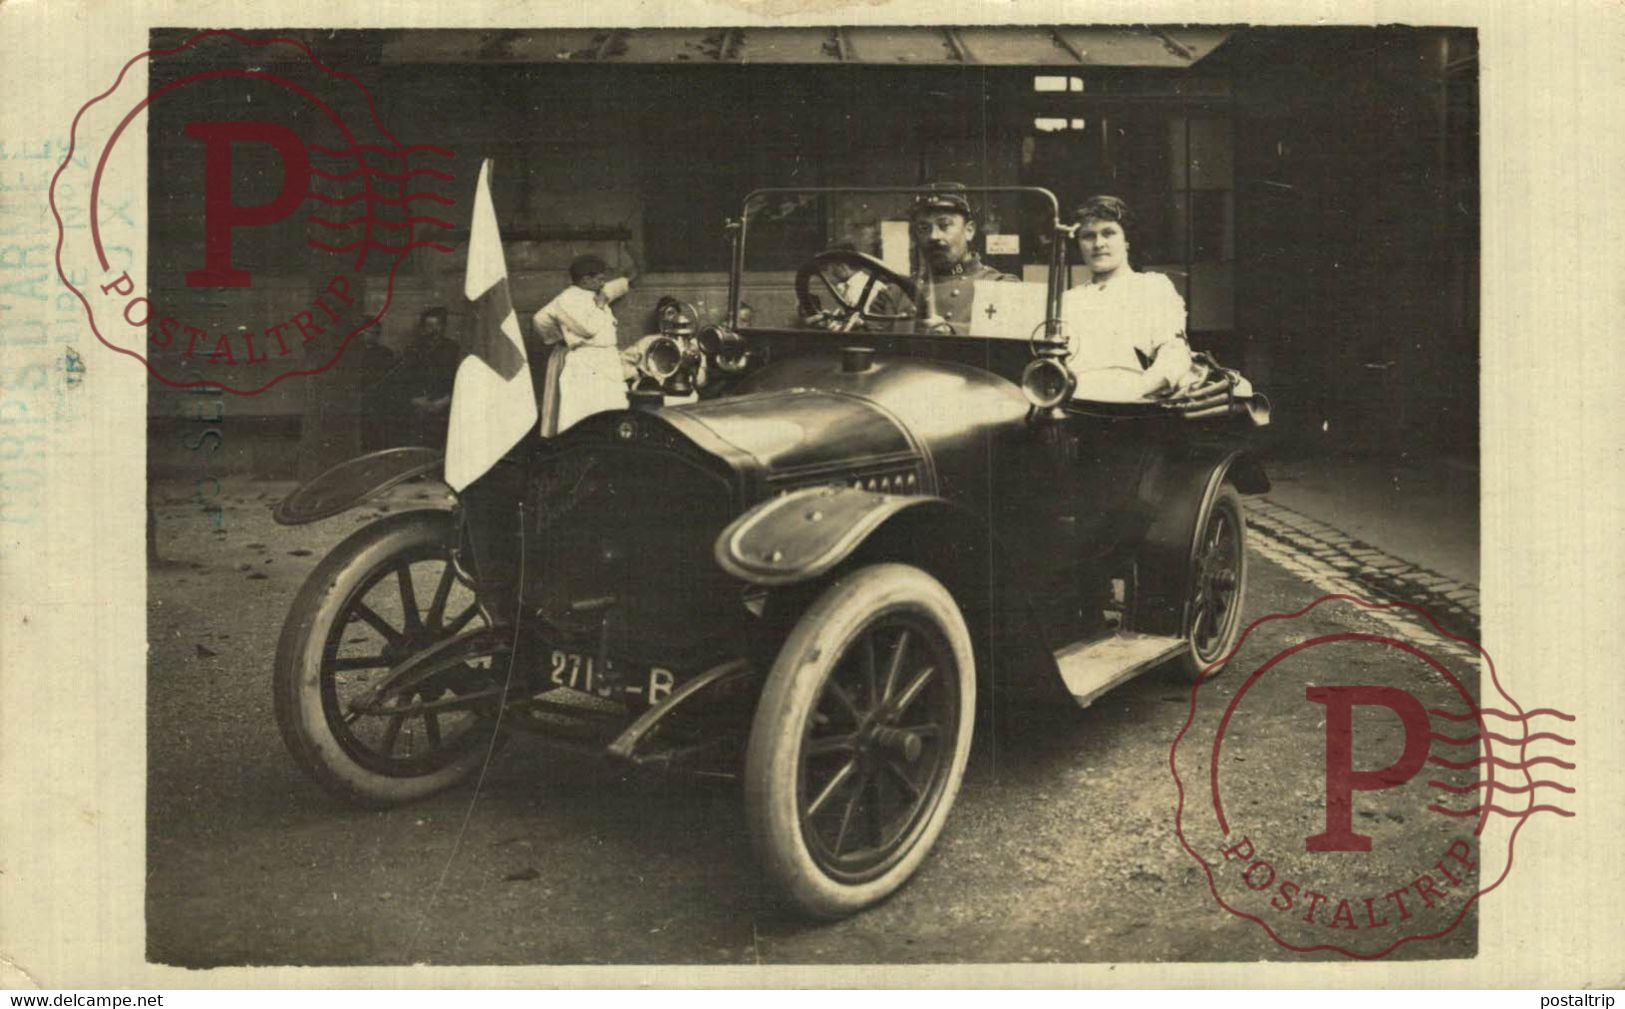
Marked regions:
[532,254,634,436]
[1061,195,1202,401]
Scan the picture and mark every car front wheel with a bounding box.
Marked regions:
[274,510,505,807]
[744,563,976,918]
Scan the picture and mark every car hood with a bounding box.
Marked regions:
[661,387,922,487]
[661,352,1029,499]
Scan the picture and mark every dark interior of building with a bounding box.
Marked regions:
[145,25,1477,479]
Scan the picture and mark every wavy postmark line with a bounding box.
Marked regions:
[305,189,456,207]
[1425,727,1577,817]
[1427,753,1576,772]
[310,164,455,183]
[307,141,453,159]
[307,214,456,231]
[1430,707,1576,722]
[1427,778,1576,795]
[303,144,456,254]
[49,28,458,397]
[1427,804,1575,819]
[1168,592,1560,960]
[306,238,457,255]
[299,179,453,267]
[1429,730,1576,746]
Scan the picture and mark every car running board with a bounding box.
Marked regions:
[1054,632,1185,708]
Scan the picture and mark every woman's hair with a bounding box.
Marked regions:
[1073,195,1133,231]
[569,254,610,284]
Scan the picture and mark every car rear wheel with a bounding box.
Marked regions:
[274,510,505,807]
[1176,483,1248,682]
[745,564,975,918]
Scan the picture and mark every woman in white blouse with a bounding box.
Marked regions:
[532,254,634,435]
[1060,196,1200,401]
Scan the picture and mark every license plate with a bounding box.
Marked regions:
[546,648,676,705]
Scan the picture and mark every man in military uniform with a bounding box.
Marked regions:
[906,185,1015,332]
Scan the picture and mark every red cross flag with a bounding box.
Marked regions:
[443,159,537,492]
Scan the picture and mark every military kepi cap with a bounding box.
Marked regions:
[911,183,975,219]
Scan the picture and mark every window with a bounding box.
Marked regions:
[1034,75,1084,92]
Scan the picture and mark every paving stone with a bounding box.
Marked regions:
[1251,498,1480,635]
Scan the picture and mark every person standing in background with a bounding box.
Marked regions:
[363,307,458,450]
[353,325,399,452]
[532,253,637,436]
[399,307,460,448]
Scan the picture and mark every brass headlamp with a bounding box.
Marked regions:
[696,324,750,374]
[1021,318,1076,419]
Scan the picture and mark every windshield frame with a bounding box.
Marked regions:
[727,186,1068,335]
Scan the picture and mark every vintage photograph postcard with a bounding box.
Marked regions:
[1,0,1622,989]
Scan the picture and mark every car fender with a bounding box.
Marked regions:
[1133,447,1268,636]
[716,484,1058,687]
[272,446,448,525]
[714,484,945,587]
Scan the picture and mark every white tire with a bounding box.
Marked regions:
[745,563,976,918]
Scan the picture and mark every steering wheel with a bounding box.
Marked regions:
[794,249,919,332]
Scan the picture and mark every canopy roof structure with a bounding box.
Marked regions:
[371,26,1234,68]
